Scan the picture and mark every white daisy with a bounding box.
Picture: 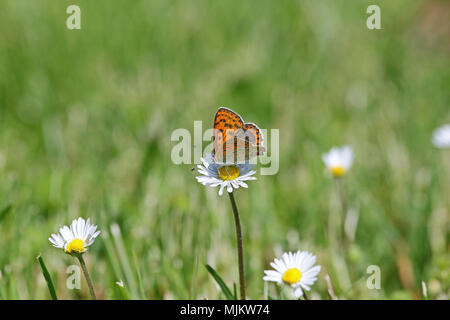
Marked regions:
[263,250,321,298]
[49,217,101,254]
[196,153,257,196]
[432,124,450,149]
[322,145,354,178]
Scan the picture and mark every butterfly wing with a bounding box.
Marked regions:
[213,107,244,163]
[243,123,265,157]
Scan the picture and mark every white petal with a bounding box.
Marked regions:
[59,226,73,242]
[218,184,225,196]
[294,287,303,298]
[237,181,248,188]
[432,124,450,148]
[299,282,311,291]
[300,254,317,272]
[263,275,281,283]
[271,258,286,273]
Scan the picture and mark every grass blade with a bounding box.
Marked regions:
[116,280,130,300]
[132,249,147,299]
[205,264,234,300]
[110,224,138,298]
[37,255,57,300]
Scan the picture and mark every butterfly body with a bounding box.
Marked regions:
[212,107,265,164]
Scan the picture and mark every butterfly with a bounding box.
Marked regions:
[212,107,265,164]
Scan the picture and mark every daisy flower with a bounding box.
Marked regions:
[432,124,450,149]
[49,217,101,255]
[196,153,257,196]
[322,145,354,178]
[263,250,321,298]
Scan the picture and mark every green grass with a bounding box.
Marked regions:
[0,0,449,299]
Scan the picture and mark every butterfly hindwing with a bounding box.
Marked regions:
[242,123,265,156]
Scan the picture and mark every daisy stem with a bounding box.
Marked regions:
[335,177,347,244]
[441,152,450,229]
[303,291,309,300]
[331,177,352,291]
[76,254,97,300]
[228,191,246,300]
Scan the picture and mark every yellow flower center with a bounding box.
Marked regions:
[66,239,84,254]
[330,166,346,177]
[218,166,240,181]
[282,268,302,285]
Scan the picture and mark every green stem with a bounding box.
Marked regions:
[335,177,347,244]
[228,191,246,300]
[329,177,352,291]
[441,152,450,247]
[76,254,97,300]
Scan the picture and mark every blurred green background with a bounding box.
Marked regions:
[0,0,449,299]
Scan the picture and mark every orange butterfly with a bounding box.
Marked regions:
[212,107,265,164]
